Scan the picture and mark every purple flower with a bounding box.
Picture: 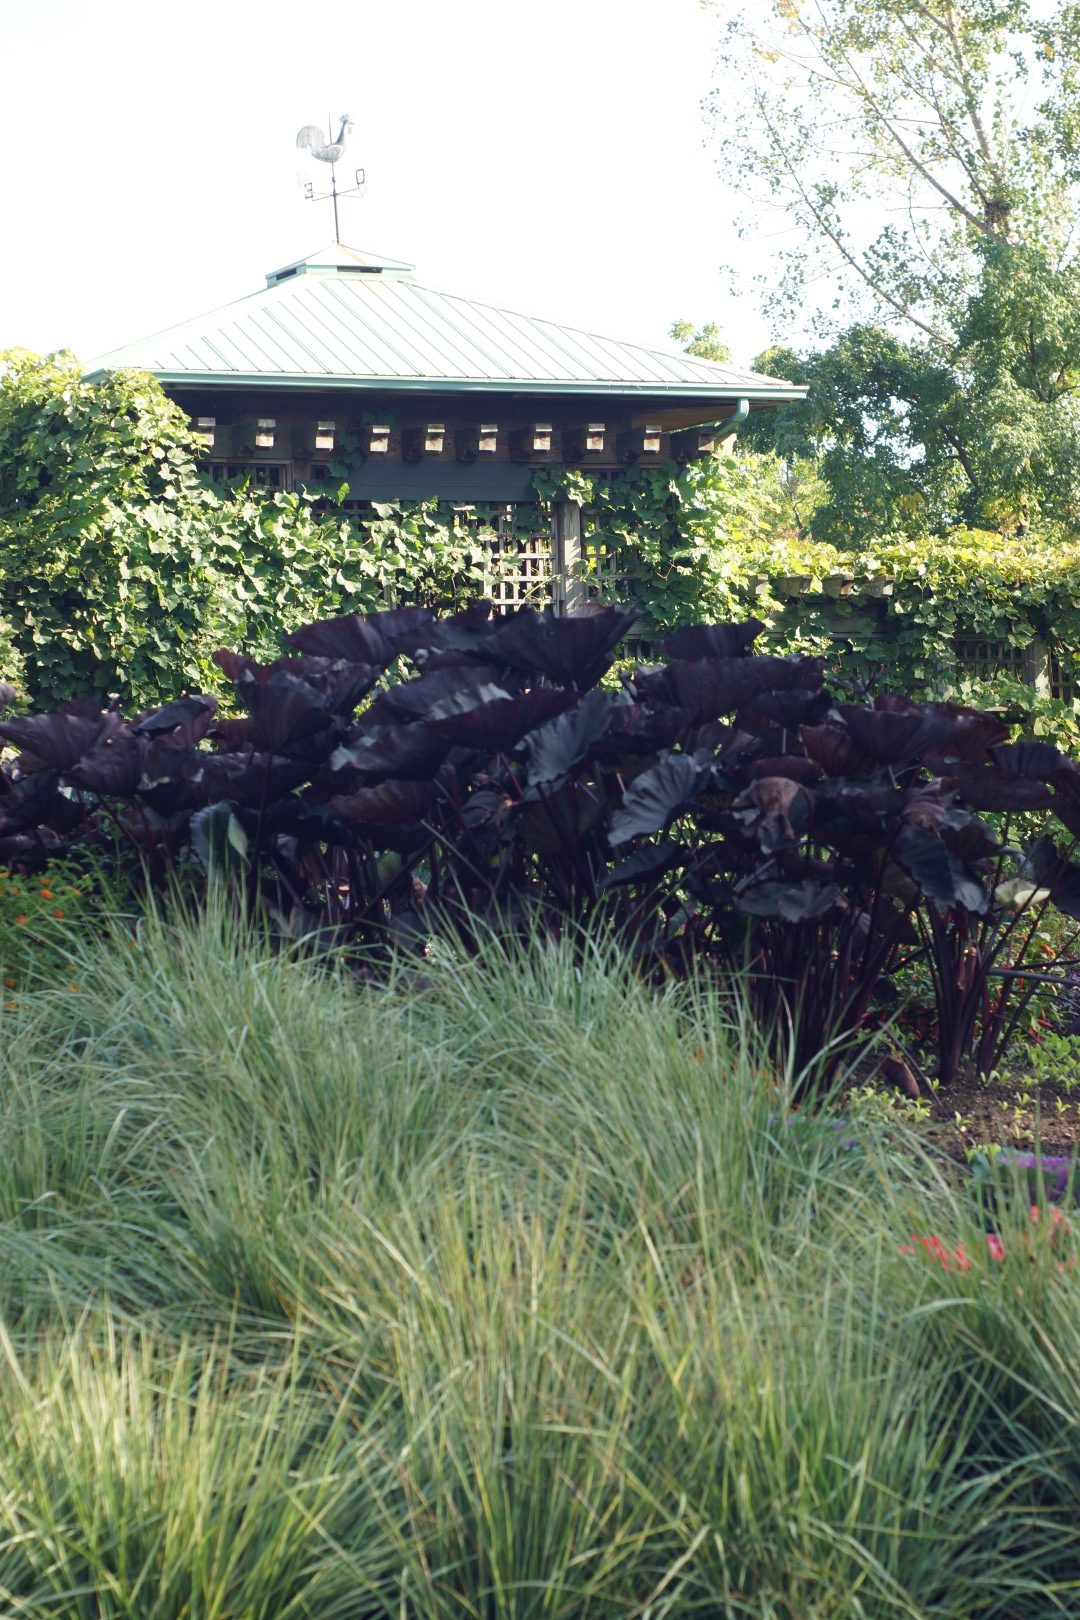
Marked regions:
[998,1150,1074,1204]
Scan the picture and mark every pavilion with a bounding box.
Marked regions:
[88,242,805,608]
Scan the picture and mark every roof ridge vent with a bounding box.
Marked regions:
[266,242,415,286]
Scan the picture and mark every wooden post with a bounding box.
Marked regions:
[1023,637,1052,698]
[552,500,582,615]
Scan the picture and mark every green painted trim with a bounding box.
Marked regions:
[84,368,806,403]
[303,461,540,501]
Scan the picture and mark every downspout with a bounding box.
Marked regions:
[715,396,750,446]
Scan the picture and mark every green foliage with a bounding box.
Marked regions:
[562,459,1080,746]
[668,317,732,363]
[0,862,95,990]
[0,352,513,709]
[0,906,1078,1612]
[746,248,1080,542]
[709,1,1080,543]
[708,0,1080,339]
[542,453,825,630]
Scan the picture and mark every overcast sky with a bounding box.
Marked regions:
[0,0,783,368]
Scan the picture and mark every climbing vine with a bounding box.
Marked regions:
[539,460,1080,748]
[5,350,1080,749]
[0,352,521,708]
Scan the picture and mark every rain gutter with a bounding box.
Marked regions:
[715,397,750,439]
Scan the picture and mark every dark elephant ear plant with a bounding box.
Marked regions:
[3,602,1080,1089]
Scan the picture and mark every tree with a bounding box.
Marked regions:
[707,0,1080,538]
[669,319,732,363]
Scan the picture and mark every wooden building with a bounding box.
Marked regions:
[88,242,805,609]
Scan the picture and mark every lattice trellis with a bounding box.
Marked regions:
[479,505,554,611]
[580,486,634,605]
[198,461,289,488]
[1049,649,1079,704]
[953,638,1030,683]
[580,534,629,601]
[954,637,1079,704]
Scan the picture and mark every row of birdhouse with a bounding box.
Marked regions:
[193,415,729,466]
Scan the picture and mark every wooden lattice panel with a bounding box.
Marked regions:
[484,507,554,611]
[198,461,289,488]
[581,488,633,604]
[580,538,630,602]
[1049,649,1078,704]
[953,638,1029,682]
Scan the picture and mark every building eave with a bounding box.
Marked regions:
[84,368,805,403]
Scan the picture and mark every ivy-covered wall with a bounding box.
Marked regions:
[566,461,1080,745]
[4,351,1080,749]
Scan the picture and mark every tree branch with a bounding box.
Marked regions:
[754,87,952,344]
[940,424,979,490]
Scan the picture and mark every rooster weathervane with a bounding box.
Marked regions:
[296,114,365,242]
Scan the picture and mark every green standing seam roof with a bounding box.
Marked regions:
[86,243,806,403]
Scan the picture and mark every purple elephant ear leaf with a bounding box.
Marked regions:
[747,754,822,785]
[488,605,638,688]
[331,723,451,783]
[834,705,957,765]
[628,665,678,707]
[0,709,120,772]
[596,702,686,759]
[658,619,764,661]
[945,763,1054,812]
[212,649,266,685]
[928,710,1010,761]
[427,687,577,751]
[740,687,830,730]
[1050,766,1080,839]
[288,606,434,664]
[599,838,683,890]
[245,677,333,753]
[609,752,702,845]
[367,664,509,726]
[286,615,394,666]
[893,825,987,913]
[666,657,824,726]
[989,740,1065,779]
[524,691,614,791]
[133,696,218,739]
[801,723,866,777]
[360,605,439,655]
[738,879,844,922]
[0,771,65,837]
[331,779,434,825]
[191,753,310,810]
[67,731,145,797]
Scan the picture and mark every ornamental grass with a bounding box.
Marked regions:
[0,900,1076,1615]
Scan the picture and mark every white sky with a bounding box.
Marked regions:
[0,0,781,369]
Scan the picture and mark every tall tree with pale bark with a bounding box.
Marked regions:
[708,0,1080,537]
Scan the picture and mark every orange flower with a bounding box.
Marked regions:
[52,909,64,919]
[14,914,27,926]
[38,888,53,901]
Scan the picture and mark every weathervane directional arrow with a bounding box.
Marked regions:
[296,114,365,242]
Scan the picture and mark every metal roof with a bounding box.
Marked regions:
[86,244,805,401]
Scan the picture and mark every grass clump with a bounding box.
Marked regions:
[0,904,1077,1615]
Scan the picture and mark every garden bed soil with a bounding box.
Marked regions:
[853,1070,1080,1159]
